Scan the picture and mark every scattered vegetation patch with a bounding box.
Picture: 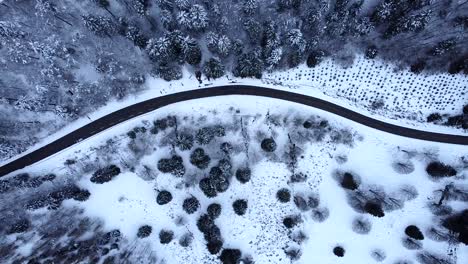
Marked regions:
[90,165,121,184]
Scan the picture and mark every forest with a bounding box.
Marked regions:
[1,0,467,161]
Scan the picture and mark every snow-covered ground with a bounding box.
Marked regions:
[2,56,466,165]
[1,96,466,264]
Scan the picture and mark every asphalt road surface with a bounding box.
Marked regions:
[1,85,467,178]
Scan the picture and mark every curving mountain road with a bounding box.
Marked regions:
[1,85,467,178]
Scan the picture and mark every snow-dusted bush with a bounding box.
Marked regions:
[405,225,424,240]
[156,190,173,205]
[179,232,193,247]
[340,172,360,190]
[333,246,345,257]
[207,203,222,219]
[190,148,211,169]
[182,196,200,214]
[137,225,152,238]
[283,215,302,228]
[370,249,386,262]
[260,138,277,152]
[176,132,194,151]
[277,188,291,203]
[159,229,174,244]
[401,237,422,250]
[233,199,248,216]
[392,161,415,174]
[90,165,121,184]
[352,216,372,234]
[364,201,385,218]
[219,249,242,264]
[7,219,30,234]
[294,194,310,211]
[199,177,217,198]
[426,162,457,178]
[311,207,330,223]
[235,167,251,184]
[157,155,185,177]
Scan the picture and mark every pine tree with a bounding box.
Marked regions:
[82,15,116,37]
[177,4,208,30]
[203,58,225,79]
[233,51,263,78]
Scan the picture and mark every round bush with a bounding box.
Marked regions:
[179,232,193,247]
[157,155,185,177]
[196,127,216,145]
[190,148,211,169]
[156,190,173,205]
[159,229,174,244]
[276,188,291,203]
[303,120,312,128]
[333,246,345,257]
[176,132,194,151]
[311,207,330,223]
[197,214,215,234]
[207,240,223,255]
[405,225,424,240]
[220,142,233,154]
[199,178,217,198]
[235,167,251,184]
[209,167,230,193]
[218,159,232,176]
[285,246,302,261]
[233,199,248,216]
[260,138,277,152]
[283,215,301,229]
[426,162,457,178]
[307,193,320,208]
[137,225,152,238]
[207,203,222,219]
[294,195,310,211]
[341,172,359,190]
[183,197,200,214]
[364,201,385,218]
[352,216,372,234]
[219,249,242,264]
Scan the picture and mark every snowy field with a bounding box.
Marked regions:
[1,96,466,264]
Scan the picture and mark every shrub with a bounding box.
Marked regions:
[341,172,359,190]
[8,219,30,234]
[157,155,185,177]
[159,229,174,244]
[156,190,173,205]
[311,207,329,222]
[290,230,308,244]
[392,161,415,174]
[235,167,251,183]
[333,246,345,257]
[179,232,193,247]
[285,246,302,261]
[73,189,91,202]
[427,113,442,122]
[364,201,385,217]
[283,215,302,228]
[196,127,215,145]
[405,225,424,240]
[219,249,242,264]
[294,195,310,211]
[261,138,277,152]
[442,209,468,245]
[352,216,372,234]
[401,237,422,250]
[233,199,248,215]
[307,193,320,208]
[276,188,291,203]
[209,167,230,193]
[199,178,217,198]
[183,197,200,214]
[290,172,307,183]
[176,133,194,151]
[370,249,386,262]
[91,165,121,184]
[197,214,215,233]
[207,203,222,219]
[426,162,457,178]
[190,148,211,169]
[207,240,223,255]
[220,142,233,154]
[137,225,152,238]
[218,159,232,176]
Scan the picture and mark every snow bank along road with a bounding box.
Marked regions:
[1,85,467,178]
